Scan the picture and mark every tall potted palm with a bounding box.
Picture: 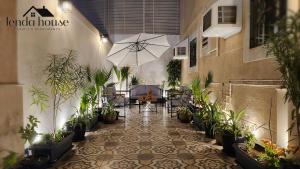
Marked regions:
[93,69,112,107]
[121,66,130,91]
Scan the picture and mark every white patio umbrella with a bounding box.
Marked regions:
[106,33,170,67]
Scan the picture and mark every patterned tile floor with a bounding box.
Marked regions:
[53,106,240,169]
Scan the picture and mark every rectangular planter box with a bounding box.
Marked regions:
[233,143,264,169]
[30,132,74,163]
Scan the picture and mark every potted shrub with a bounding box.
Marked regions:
[30,130,74,163]
[102,102,117,124]
[233,129,264,169]
[65,114,86,141]
[202,102,222,138]
[266,11,300,167]
[30,50,85,163]
[221,109,245,156]
[177,106,193,123]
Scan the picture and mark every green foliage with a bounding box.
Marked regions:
[120,66,130,82]
[222,109,245,137]
[18,115,39,145]
[3,152,19,169]
[205,71,213,88]
[167,60,181,89]
[102,102,117,122]
[202,102,222,137]
[93,68,112,106]
[45,50,87,134]
[177,106,192,123]
[258,144,281,169]
[30,86,48,113]
[131,75,139,85]
[190,79,210,106]
[266,11,300,149]
[244,128,256,151]
[113,65,121,82]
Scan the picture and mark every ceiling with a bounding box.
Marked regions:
[71,0,180,37]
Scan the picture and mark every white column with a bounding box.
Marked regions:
[276,89,289,148]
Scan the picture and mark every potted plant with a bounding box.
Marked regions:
[102,102,117,124]
[30,50,85,163]
[30,130,74,163]
[266,11,300,167]
[93,68,112,117]
[233,129,264,169]
[65,114,86,141]
[221,109,246,156]
[202,102,222,138]
[130,75,139,86]
[177,106,192,123]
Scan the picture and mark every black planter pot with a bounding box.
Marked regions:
[86,116,98,132]
[73,123,86,141]
[20,156,49,169]
[192,113,205,131]
[116,111,119,120]
[222,132,245,156]
[233,143,264,169]
[30,132,74,163]
[204,124,214,138]
[280,160,300,169]
[96,108,102,121]
[215,132,223,145]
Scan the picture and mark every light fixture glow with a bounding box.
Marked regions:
[33,135,42,144]
[101,35,108,43]
[60,1,72,12]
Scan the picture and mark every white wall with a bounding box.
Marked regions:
[111,34,180,87]
[17,0,112,133]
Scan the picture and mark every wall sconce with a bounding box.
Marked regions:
[101,35,108,43]
[59,0,72,12]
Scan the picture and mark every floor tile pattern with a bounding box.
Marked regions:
[54,106,239,169]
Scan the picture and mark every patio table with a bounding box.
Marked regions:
[138,97,158,113]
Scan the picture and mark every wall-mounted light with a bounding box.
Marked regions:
[59,0,72,12]
[101,34,108,43]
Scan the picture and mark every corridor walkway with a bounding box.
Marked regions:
[55,106,239,169]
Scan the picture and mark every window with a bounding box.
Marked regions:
[250,0,287,48]
[177,47,186,56]
[203,10,212,31]
[218,6,237,24]
[189,38,197,67]
[202,37,208,48]
[31,12,36,17]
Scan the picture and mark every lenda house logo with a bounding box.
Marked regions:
[6,6,69,30]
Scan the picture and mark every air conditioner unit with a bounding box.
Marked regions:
[202,0,242,39]
[173,38,188,60]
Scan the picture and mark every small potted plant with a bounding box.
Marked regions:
[221,109,245,156]
[177,106,193,123]
[102,102,117,124]
[65,114,86,141]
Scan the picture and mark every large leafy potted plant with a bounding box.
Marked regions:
[190,72,213,131]
[202,102,222,138]
[222,109,246,155]
[30,50,84,163]
[266,11,300,167]
[93,68,112,116]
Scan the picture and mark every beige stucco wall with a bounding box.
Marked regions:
[0,0,24,167]
[16,0,113,134]
[180,0,299,145]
